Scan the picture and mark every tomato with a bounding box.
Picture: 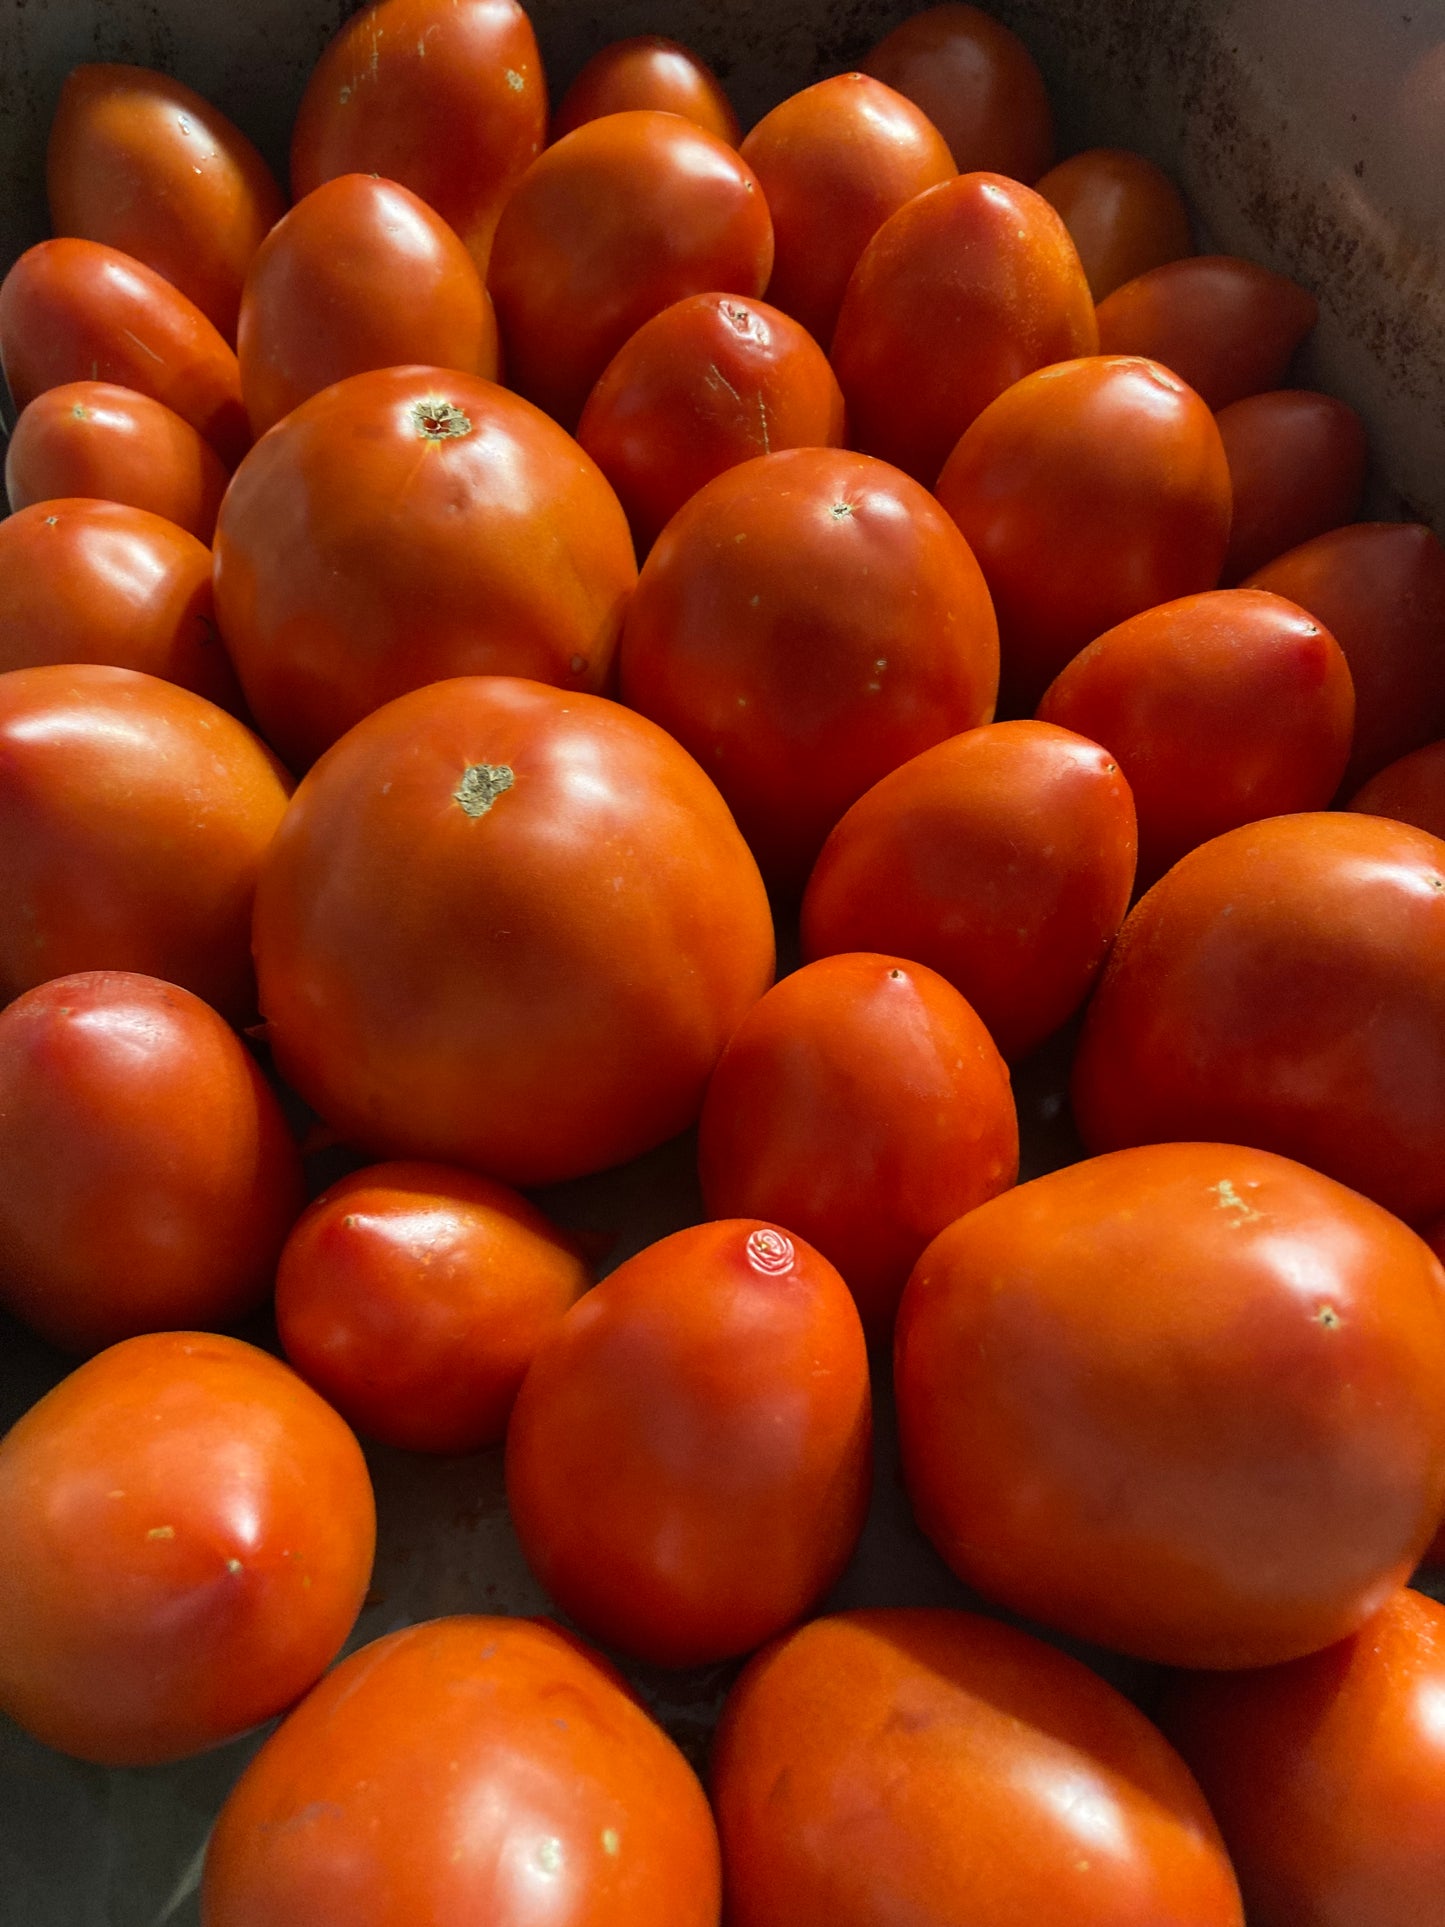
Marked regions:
[1160,1588,1445,1927]
[618,447,999,890]
[861,4,1053,181]
[830,173,1096,484]
[712,1607,1245,1927]
[575,292,846,552]
[0,1331,374,1767]
[1217,389,1367,584]
[0,663,289,1021]
[1034,146,1194,299]
[275,1161,590,1454]
[738,73,954,346]
[290,0,545,272]
[800,721,1137,1060]
[552,35,739,145]
[201,1615,721,1926]
[1072,813,1445,1225]
[212,366,636,771]
[896,1142,1445,1667]
[489,111,774,429]
[935,356,1232,710]
[46,63,283,341]
[506,1220,870,1666]
[1349,738,1445,840]
[237,174,499,438]
[1036,590,1355,883]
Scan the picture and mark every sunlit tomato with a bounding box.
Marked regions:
[1160,1588,1445,1927]
[506,1220,870,1666]
[0,1331,374,1766]
[552,34,739,145]
[830,172,1096,484]
[861,4,1053,180]
[212,366,636,770]
[1037,590,1355,883]
[237,174,499,438]
[618,447,999,891]
[801,721,1137,1060]
[1072,813,1445,1224]
[896,1142,1445,1667]
[1349,738,1445,840]
[1217,389,1367,584]
[739,73,954,346]
[575,292,845,552]
[1033,146,1193,299]
[46,63,283,341]
[489,111,774,429]
[935,356,1232,709]
[712,1608,1245,1927]
[275,1161,590,1454]
[290,0,545,272]
[0,237,248,462]
[0,663,289,1020]
[202,1616,722,1927]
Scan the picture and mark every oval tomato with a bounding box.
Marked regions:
[1348,738,1445,840]
[552,34,739,145]
[1216,389,1367,584]
[861,4,1053,180]
[1034,146,1193,299]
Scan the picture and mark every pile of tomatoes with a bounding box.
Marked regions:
[1,1,1444,1921]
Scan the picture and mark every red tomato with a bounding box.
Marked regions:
[830,172,1097,484]
[1349,738,1445,840]
[575,292,846,551]
[698,953,1017,1339]
[202,1616,721,1926]
[275,1161,590,1454]
[935,356,1232,709]
[800,721,1137,1060]
[506,1220,871,1666]
[552,35,739,145]
[895,1143,1445,1667]
[1034,146,1194,299]
[212,366,636,770]
[618,446,1000,890]
[712,1608,1245,1927]
[1072,813,1445,1225]
[738,73,955,346]
[1217,389,1367,584]
[0,1331,374,1766]
[861,4,1054,180]
[489,111,774,429]
[1037,589,1355,883]
[252,676,775,1186]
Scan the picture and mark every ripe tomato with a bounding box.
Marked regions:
[618,447,1000,890]
[212,366,636,770]
[861,4,1053,180]
[505,1220,871,1666]
[0,1331,374,1766]
[800,721,1137,1061]
[202,1616,722,1927]
[1034,146,1194,299]
[552,34,739,145]
[712,1608,1245,1927]
[1216,389,1367,584]
[895,1143,1445,1667]
[1348,738,1445,840]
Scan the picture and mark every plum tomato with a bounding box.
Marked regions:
[552,35,739,145]
[1348,737,1445,840]
[1034,146,1194,299]
[861,4,1054,180]
[1216,389,1367,584]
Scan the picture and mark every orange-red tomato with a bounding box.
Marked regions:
[830,172,1097,484]
[1217,389,1367,584]
[618,447,1000,890]
[552,34,739,145]
[1349,738,1445,840]
[1034,146,1194,299]
[575,292,846,551]
[896,1143,1445,1667]
[801,720,1137,1060]
[861,4,1054,180]
[505,1220,871,1666]
[202,1616,722,1926]
[712,1608,1245,1927]
[275,1161,590,1454]
[489,111,774,429]
[0,1331,374,1766]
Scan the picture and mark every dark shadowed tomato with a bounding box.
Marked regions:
[1217,389,1367,584]
[552,35,739,144]
[1034,146,1193,299]
[861,4,1053,180]
[1349,738,1445,840]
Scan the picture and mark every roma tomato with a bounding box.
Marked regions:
[861,4,1053,180]
[1034,146,1193,299]
[552,35,739,144]
[0,1331,374,1766]
[800,721,1137,1061]
[895,1143,1445,1667]
[505,1220,871,1666]
[1217,389,1367,584]
[1349,738,1445,840]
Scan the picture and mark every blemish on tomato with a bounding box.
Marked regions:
[454,764,514,817]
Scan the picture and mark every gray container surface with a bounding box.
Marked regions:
[1,2,1444,1922]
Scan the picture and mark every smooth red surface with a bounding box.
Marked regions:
[1217,389,1367,583]
[1349,737,1445,840]
[552,35,739,144]
[1034,146,1194,299]
[861,4,1054,180]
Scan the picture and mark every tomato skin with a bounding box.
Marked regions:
[1034,146,1193,300]
[861,4,1054,181]
[506,1219,871,1666]
[552,35,739,145]
[1216,389,1367,584]
[895,1142,1445,1668]
[201,1615,722,1927]
[1348,739,1445,841]
[0,1331,374,1767]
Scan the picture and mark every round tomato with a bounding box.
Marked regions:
[552,34,739,144]
[1217,389,1367,584]
[1034,146,1193,299]
[861,4,1053,180]
[1349,738,1445,840]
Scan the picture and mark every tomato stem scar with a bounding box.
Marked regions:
[454,764,515,816]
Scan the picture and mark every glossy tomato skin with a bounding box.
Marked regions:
[861,4,1053,180]
[201,1615,722,1927]
[1034,146,1193,299]
[552,35,739,144]
[1217,389,1367,584]
[713,1607,1245,1927]
[0,1331,374,1766]
[212,366,636,770]
[895,1143,1445,1668]
[1349,738,1445,840]
[507,1220,870,1666]
[830,172,1097,484]
[801,721,1137,1060]
[618,447,1000,891]
[1072,813,1445,1224]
